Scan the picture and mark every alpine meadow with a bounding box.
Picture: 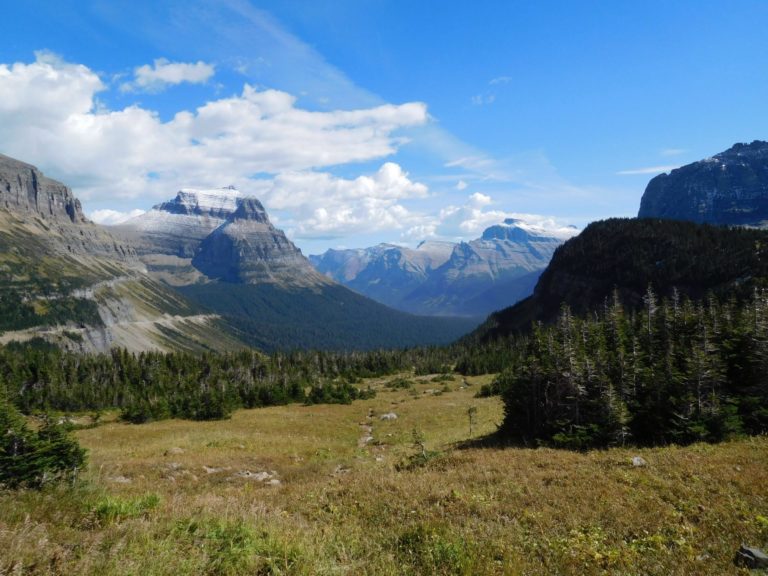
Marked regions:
[2,2,768,575]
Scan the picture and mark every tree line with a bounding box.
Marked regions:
[495,288,768,448]
[0,345,454,423]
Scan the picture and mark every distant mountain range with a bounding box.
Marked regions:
[310,219,576,317]
[0,154,475,352]
[111,183,477,351]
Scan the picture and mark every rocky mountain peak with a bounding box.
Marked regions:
[0,153,136,261]
[115,187,248,258]
[480,218,562,242]
[0,153,86,224]
[638,140,768,226]
[157,187,242,219]
[231,197,269,222]
[482,220,535,242]
[191,197,326,286]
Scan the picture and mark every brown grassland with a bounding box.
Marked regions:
[1,374,767,575]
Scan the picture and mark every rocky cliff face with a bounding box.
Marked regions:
[638,140,768,226]
[311,219,573,317]
[0,153,84,223]
[114,187,242,258]
[192,197,327,286]
[0,153,243,353]
[119,189,327,287]
[0,154,136,261]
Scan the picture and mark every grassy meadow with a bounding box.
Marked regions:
[1,373,767,575]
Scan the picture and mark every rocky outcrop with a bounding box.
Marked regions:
[192,197,327,286]
[311,218,573,317]
[638,140,768,226]
[114,187,242,258]
[0,153,85,223]
[0,154,137,261]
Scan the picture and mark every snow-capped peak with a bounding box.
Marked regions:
[174,187,243,213]
[492,217,579,241]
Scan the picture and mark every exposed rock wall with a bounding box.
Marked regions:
[638,140,768,226]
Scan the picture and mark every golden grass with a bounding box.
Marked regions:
[1,374,767,575]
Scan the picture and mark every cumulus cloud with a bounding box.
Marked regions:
[255,163,429,238]
[89,208,146,225]
[0,53,428,204]
[121,58,215,93]
[455,179,468,191]
[468,192,492,206]
[435,193,579,240]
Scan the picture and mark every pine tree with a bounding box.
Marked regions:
[0,383,86,488]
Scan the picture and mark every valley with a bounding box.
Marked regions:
[2,10,768,571]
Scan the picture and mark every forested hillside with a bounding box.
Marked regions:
[179,283,476,351]
[0,342,455,422]
[473,218,768,342]
[493,289,768,448]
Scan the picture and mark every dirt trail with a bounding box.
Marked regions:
[357,408,374,447]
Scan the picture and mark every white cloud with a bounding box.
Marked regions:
[89,208,146,225]
[0,53,428,204]
[471,93,496,106]
[468,192,492,207]
[661,148,687,157]
[616,165,679,175]
[455,179,468,191]
[436,193,579,240]
[121,58,216,93]
[256,163,429,238]
[489,76,512,85]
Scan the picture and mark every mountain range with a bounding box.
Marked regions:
[310,219,575,317]
[0,154,477,352]
[5,139,768,353]
[109,180,477,351]
[0,154,243,353]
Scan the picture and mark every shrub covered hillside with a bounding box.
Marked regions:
[496,288,768,448]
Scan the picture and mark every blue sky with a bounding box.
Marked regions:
[2,0,767,253]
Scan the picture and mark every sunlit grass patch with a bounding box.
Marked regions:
[1,373,766,574]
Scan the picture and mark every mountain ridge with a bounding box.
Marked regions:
[112,185,476,349]
[0,154,244,353]
[310,218,573,317]
[470,217,768,342]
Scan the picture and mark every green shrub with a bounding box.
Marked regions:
[94,493,161,523]
[0,391,86,489]
[395,523,473,575]
[175,518,301,576]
